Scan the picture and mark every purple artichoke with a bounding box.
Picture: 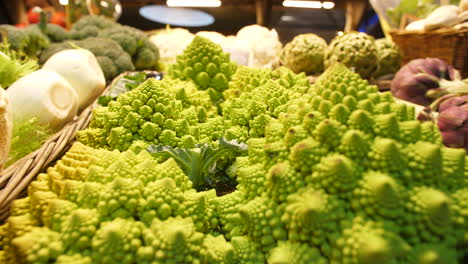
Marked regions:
[437,95,468,152]
[391,58,467,106]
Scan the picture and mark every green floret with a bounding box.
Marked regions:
[153,158,193,191]
[97,177,144,220]
[265,161,306,203]
[368,138,408,179]
[9,197,31,217]
[178,190,218,232]
[138,178,185,225]
[272,66,311,94]
[402,187,455,245]
[39,37,135,80]
[289,138,328,174]
[203,235,236,264]
[69,15,116,40]
[213,191,246,239]
[351,171,405,220]
[168,36,237,103]
[239,196,287,252]
[231,236,265,264]
[138,217,205,264]
[330,217,408,264]
[42,199,78,232]
[405,142,443,187]
[61,209,100,254]
[236,163,267,200]
[309,153,359,197]
[223,66,271,100]
[281,187,345,253]
[12,227,64,264]
[91,218,145,264]
[268,241,328,264]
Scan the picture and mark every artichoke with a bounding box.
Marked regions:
[280,33,327,75]
[324,32,378,79]
[374,38,402,78]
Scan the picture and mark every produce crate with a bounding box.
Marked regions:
[0,72,161,222]
[389,28,468,78]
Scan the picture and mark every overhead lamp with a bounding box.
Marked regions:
[282,1,335,9]
[59,0,68,5]
[322,1,335,9]
[166,0,222,7]
[283,0,322,8]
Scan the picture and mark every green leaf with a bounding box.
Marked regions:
[147,138,248,191]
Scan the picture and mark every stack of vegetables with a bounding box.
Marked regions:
[0,35,466,264]
[280,32,402,80]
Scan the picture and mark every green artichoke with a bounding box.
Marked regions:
[374,38,402,78]
[280,33,327,75]
[324,32,378,79]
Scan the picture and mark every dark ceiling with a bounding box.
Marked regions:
[118,0,348,43]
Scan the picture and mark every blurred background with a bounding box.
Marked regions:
[0,0,381,43]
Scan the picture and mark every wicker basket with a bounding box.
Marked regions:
[389,28,468,78]
[0,72,147,222]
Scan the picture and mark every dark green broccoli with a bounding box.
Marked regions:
[39,37,135,80]
[134,38,159,70]
[69,15,116,40]
[97,25,145,57]
[0,24,50,58]
[97,25,159,70]
[29,24,68,42]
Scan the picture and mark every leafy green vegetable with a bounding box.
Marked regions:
[0,38,39,88]
[147,138,248,191]
[6,117,53,166]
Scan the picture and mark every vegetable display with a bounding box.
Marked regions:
[1,30,467,262]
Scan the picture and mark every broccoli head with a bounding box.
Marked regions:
[99,26,160,70]
[69,15,117,40]
[0,24,50,58]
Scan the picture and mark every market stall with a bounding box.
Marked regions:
[0,1,467,263]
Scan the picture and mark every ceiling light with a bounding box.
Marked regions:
[166,0,222,7]
[322,1,335,9]
[59,0,68,5]
[283,1,322,8]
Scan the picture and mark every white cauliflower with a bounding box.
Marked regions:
[149,28,195,67]
[236,24,283,69]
